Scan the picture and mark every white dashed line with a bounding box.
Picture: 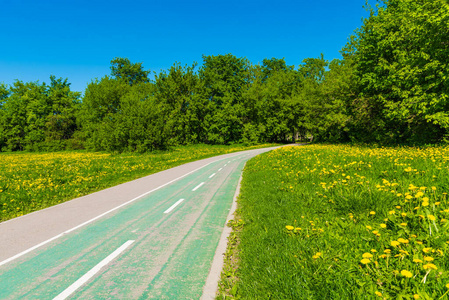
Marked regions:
[192,182,205,191]
[209,173,216,178]
[53,240,135,300]
[163,199,185,214]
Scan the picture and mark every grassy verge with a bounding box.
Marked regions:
[0,143,277,222]
[217,144,449,299]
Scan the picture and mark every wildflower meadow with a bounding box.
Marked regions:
[218,144,449,299]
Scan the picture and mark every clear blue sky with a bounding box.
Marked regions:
[0,0,371,93]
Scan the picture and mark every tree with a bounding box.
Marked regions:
[199,54,251,144]
[44,76,81,149]
[154,63,202,145]
[349,0,449,143]
[110,57,150,86]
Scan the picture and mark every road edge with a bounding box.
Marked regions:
[200,168,243,300]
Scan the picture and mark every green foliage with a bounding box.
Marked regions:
[0,78,81,151]
[348,0,449,144]
[110,57,150,86]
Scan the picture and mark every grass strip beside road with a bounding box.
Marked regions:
[0,143,276,222]
[217,144,449,299]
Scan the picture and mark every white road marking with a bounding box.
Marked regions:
[218,168,222,172]
[192,182,205,191]
[163,199,185,214]
[228,161,230,163]
[53,240,135,300]
[209,173,216,178]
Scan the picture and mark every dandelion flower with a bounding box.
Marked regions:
[423,263,437,270]
[375,291,382,297]
[370,211,376,215]
[362,253,373,258]
[384,249,391,253]
[424,256,434,262]
[380,224,387,228]
[413,295,419,299]
[428,215,436,221]
[397,238,409,244]
[360,258,370,264]
[286,225,294,230]
[423,247,432,253]
[422,202,429,207]
[413,258,423,263]
[400,270,413,278]
[391,241,400,247]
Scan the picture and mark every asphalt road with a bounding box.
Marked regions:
[0,146,279,299]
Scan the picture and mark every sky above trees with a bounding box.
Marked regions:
[0,0,370,92]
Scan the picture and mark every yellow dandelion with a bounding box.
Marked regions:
[422,202,429,207]
[384,249,391,253]
[391,241,400,247]
[423,247,432,253]
[428,215,436,221]
[375,291,382,297]
[424,256,434,262]
[380,224,387,228]
[400,223,407,227]
[370,211,376,215]
[362,253,373,258]
[413,295,419,299]
[286,225,294,230]
[400,270,413,278]
[397,238,409,244]
[413,258,423,263]
[360,258,370,264]
[423,263,437,270]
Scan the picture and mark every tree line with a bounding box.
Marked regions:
[0,0,447,152]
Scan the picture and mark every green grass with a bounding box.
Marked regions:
[0,143,277,222]
[218,144,449,299]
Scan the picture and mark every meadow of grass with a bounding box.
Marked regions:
[0,143,276,222]
[218,144,449,299]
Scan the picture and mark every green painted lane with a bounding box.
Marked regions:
[0,151,256,299]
